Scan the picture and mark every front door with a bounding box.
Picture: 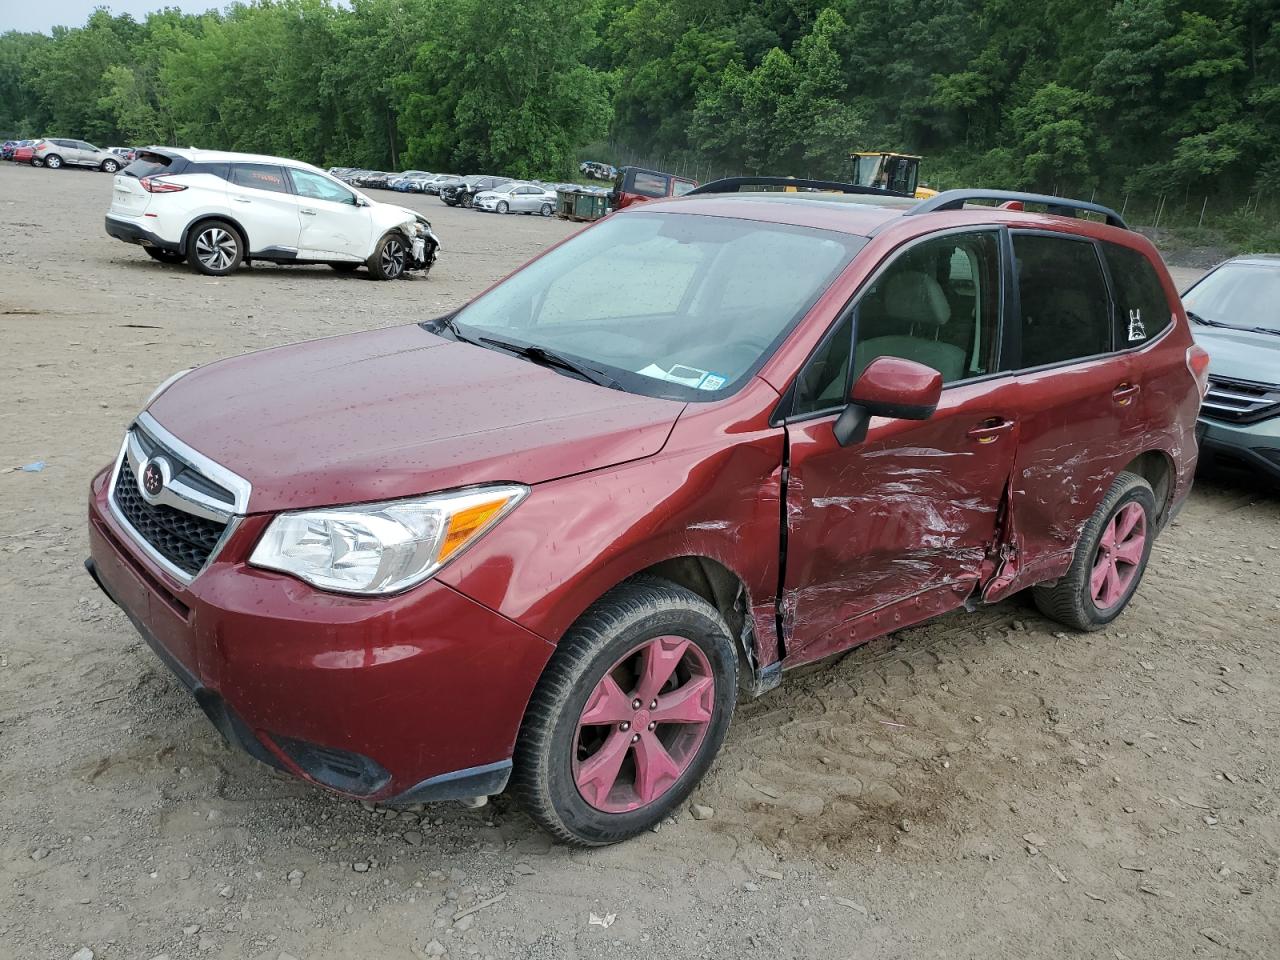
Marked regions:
[288,168,372,260]
[782,229,1018,665]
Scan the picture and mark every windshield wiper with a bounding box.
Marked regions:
[1247,326,1280,337]
[476,335,620,389]
[1186,310,1232,328]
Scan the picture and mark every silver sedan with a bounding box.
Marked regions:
[473,183,558,216]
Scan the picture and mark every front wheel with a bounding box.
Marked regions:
[511,577,738,846]
[31,157,44,168]
[1033,471,1156,631]
[496,200,509,214]
[367,233,408,280]
[101,159,119,173]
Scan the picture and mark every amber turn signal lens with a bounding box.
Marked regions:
[438,498,510,562]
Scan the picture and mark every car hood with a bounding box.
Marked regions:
[147,324,684,514]
[1192,326,1280,385]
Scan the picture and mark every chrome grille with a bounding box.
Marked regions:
[108,412,251,583]
[1201,377,1280,424]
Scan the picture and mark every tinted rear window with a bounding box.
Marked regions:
[1014,234,1113,367]
[231,163,290,193]
[1103,243,1174,345]
[122,151,178,179]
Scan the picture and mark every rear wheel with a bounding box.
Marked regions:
[144,247,185,264]
[187,220,244,276]
[540,203,553,217]
[511,577,737,846]
[367,233,408,280]
[43,154,62,169]
[1033,471,1156,631]
[101,158,119,173]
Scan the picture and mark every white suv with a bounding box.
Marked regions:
[105,148,440,279]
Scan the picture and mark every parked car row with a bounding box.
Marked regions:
[4,137,132,172]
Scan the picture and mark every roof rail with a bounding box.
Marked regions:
[687,176,914,199]
[908,189,1128,229]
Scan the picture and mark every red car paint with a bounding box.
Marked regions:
[13,142,36,164]
[87,192,1199,805]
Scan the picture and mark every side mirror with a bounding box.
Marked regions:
[355,196,371,207]
[833,356,943,447]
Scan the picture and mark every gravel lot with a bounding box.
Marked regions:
[1,161,1277,960]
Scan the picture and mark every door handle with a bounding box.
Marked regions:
[966,418,1015,443]
[1112,383,1141,405]
[232,196,251,203]
[300,208,316,216]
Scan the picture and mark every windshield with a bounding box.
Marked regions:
[1184,263,1280,333]
[447,212,865,400]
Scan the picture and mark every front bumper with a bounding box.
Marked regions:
[1197,414,1280,482]
[105,215,181,254]
[87,465,554,803]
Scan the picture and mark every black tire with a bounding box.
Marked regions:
[44,154,62,169]
[144,247,185,264]
[186,219,244,276]
[1033,471,1156,631]
[496,200,509,214]
[540,202,553,217]
[329,262,360,273]
[511,576,738,846]
[31,157,44,168]
[101,159,119,173]
[366,233,408,280]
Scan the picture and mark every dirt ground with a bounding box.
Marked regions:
[1,161,1277,960]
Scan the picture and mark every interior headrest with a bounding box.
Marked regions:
[882,271,951,328]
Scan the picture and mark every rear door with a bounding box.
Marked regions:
[227,163,301,255]
[288,167,372,260]
[991,231,1140,595]
[782,229,1018,665]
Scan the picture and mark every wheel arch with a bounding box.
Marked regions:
[1121,449,1175,527]
[180,213,250,256]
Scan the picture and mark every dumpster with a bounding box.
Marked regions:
[556,188,610,222]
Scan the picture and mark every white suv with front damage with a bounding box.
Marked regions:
[105,148,439,279]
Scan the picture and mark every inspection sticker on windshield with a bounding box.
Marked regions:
[698,373,727,390]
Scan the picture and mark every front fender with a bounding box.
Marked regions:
[435,431,785,663]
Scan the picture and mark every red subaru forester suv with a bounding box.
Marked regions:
[87,184,1208,845]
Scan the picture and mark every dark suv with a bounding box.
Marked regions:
[440,175,511,208]
[87,183,1206,846]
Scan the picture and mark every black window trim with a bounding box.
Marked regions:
[776,224,1010,426]
[1005,228,1118,375]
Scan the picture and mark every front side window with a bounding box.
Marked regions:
[290,168,355,204]
[1104,243,1174,344]
[793,231,1001,416]
[1013,234,1112,367]
[231,163,290,194]
[449,212,864,400]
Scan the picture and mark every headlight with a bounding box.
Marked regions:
[144,368,193,409]
[249,485,527,595]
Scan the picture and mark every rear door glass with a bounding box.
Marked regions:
[231,164,291,194]
[1012,234,1113,367]
[1103,243,1174,345]
[630,172,669,197]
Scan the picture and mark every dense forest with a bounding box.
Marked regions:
[1,0,1278,220]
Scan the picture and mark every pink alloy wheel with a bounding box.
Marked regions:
[1091,501,1147,610]
[572,635,715,813]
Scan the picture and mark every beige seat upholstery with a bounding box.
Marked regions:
[855,270,967,382]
